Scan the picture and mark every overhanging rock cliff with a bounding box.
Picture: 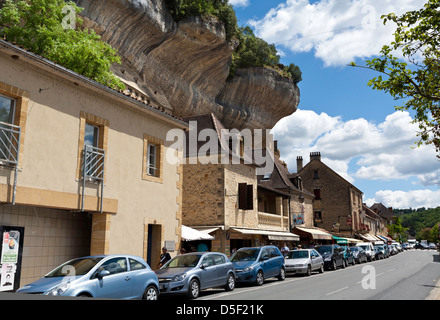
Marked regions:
[74,0,300,130]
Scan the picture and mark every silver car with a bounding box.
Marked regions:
[155,252,235,299]
[285,249,324,276]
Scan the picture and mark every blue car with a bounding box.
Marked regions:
[230,246,285,286]
[16,255,159,299]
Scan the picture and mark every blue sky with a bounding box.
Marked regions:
[230,0,440,209]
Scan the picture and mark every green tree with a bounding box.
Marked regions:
[388,217,409,242]
[0,0,125,90]
[350,0,440,157]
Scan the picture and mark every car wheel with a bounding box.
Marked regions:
[306,265,312,276]
[256,270,264,286]
[319,264,324,273]
[225,273,235,291]
[143,285,158,300]
[278,267,286,281]
[187,279,200,299]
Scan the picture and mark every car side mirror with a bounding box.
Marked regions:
[201,263,209,269]
[98,270,110,279]
[260,255,269,261]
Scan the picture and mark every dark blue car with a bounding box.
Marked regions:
[230,246,285,286]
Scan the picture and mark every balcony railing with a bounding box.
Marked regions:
[258,211,289,231]
[0,121,21,205]
[81,145,105,212]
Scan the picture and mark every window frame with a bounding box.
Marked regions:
[142,134,163,183]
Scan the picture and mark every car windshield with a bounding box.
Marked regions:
[286,250,309,259]
[162,254,202,268]
[316,246,332,255]
[45,257,104,277]
[358,245,368,250]
[230,248,260,262]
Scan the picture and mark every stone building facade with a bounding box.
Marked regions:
[181,114,299,256]
[297,152,363,237]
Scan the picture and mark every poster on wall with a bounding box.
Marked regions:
[0,227,24,292]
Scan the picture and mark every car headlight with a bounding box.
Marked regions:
[324,257,331,261]
[244,266,254,272]
[172,273,187,282]
[46,281,70,296]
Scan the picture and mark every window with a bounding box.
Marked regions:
[76,112,109,182]
[238,183,254,210]
[84,123,99,148]
[313,189,321,200]
[201,255,215,267]
[213,254,226,265]
[98,257,127,276]
[147,143,157,176]
[129,258,146,271]
[0,94,17,162]
[143,134,163,183]
[313,170,319,179]
[314,211,322,222]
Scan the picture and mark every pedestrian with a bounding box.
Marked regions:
[281,242,289,257]
[158,247,171,268]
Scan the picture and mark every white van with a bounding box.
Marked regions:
[356,242,375,261]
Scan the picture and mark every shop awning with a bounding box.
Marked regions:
[230,228,300,241]
[181,225,214,241]
[294,227,333,240]
[332,236,348,244]
[332,236,362,244]
[358,233,377,242]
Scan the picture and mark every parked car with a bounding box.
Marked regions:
[156,252,235,299]
[429,243,437,250]
[342,247,356,266]
[16,255,159,299]
[374,245,385,260]
[389,244,399,254]
[315,244,345,270]
[350,246,368,264]
[230,246,285,286]
[284,249,324,276]
[356,242,376,261]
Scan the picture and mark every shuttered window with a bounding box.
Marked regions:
[238,183,254,210]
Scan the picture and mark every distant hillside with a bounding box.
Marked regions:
[395,207,440,237]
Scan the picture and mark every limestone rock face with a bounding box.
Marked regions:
[74,0,300,129]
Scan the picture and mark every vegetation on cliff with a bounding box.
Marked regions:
[0,0,125,90]
[165,0,302,84]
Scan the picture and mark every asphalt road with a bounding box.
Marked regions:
[197,249,440,300]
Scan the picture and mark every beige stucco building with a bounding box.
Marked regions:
[0,40,187,289]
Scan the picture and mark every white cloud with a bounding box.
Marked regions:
[248,0,426,66]
[229,0,250,8]
[272,109,440,208]
[366,189,440,209]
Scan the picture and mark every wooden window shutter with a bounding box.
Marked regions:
[238,183,247,210]
[246,184,253,210]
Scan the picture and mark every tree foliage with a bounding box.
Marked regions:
[0,0,125,90]
[350,0,440,158]
[398,206,440,239]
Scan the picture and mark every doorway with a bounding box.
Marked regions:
[146,224,161,269]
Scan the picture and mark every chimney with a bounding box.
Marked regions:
[274,140,280,158]
[310,152,321,161]
[296,156,303,171]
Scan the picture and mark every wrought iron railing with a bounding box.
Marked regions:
[81,145,105,212]
[0,121,21,205]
